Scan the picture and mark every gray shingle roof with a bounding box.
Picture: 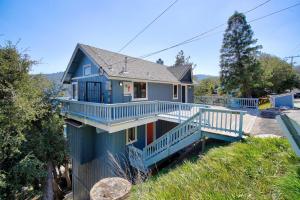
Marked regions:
[167,65,192,80]
[79,44,180,83]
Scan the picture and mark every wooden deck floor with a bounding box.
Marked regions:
[158,105,258,137]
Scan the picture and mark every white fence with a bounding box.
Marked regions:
[194,96,259,109]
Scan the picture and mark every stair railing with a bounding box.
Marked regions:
[144,111,202,160]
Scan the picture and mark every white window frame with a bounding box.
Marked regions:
[173,84,179,99]
[83,64,92,76]
[145,122,156,145]
[132,81,148,101]
[72,82,78,100]
[126,127,137,145]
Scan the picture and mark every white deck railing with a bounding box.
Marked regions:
[128,108,246,170]
[194,96,259,109]
[57,98,208,124]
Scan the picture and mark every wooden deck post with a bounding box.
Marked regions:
[238,112,244,138]
[179,104,181,122]
[201,137,206,153]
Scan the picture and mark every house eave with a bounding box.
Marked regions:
[109,76,181,85]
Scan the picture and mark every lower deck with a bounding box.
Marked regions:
[62,100,252,199]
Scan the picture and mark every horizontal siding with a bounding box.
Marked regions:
[148,82,182,102]
[188,85,194,103]
[74,54,99,77]
[67,124,136,199]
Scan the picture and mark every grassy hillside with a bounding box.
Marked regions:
[131,138,300,200]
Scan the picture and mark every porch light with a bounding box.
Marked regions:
[119,81,123,86]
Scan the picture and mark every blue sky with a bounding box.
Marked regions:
[1,0,300,75]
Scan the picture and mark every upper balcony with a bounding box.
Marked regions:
[56,98,247,136]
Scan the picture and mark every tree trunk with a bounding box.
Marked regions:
[64,162,72,190]
[52,163,59,182]
[43,161,54,200]
[53,179,64,200]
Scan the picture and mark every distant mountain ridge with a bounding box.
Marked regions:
[41,71,64,84]
[193,74,218,81]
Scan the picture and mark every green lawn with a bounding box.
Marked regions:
[131,138,300,200]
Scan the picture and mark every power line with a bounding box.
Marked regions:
[285,55,300,66]
[249,2,300,23]
[140,0,273,59]
[244,0,271,14]
[118,0,179,52]
[132,2,300,64]
[107,0,274,67]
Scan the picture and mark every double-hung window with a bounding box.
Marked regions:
[173,84,178,99]
[126,127,137,145]
[133,82,147,100]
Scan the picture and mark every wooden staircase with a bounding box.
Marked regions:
[128,108,245,172]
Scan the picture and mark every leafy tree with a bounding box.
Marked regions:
[220,12,262,97]
[174,50,195,67]
[0,42,68,199]
[258,54,300,93]
[195,78,219,96]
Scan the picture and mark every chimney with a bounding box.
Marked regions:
[124,57,128,73]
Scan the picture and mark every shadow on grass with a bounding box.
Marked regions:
[149,138,234,178]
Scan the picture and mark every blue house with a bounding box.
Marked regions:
[59,44,246,199]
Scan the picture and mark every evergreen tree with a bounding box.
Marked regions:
[174,50,195,67]
[220,12,262,97]
[156,58,164,65]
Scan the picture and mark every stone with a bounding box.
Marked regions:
[90,177,131,200]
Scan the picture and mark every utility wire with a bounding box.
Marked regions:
[249,2,300,23]
[107,0,273,67]
[112,2,300,67]
[118,0,179,52]
[244,0,271,14]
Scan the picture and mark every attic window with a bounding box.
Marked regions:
[83,65,92,76]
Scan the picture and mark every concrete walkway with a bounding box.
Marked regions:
[294,99,300,109]
[250,116,284,136]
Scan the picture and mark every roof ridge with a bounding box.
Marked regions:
[79,43,171,68]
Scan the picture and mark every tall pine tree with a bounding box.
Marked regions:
[220,12,262,97]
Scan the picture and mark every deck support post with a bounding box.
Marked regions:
[201,137,207,153]
[179,104,181,123]
[238,112,244,138]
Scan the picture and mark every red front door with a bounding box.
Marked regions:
[147,123,154,145]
